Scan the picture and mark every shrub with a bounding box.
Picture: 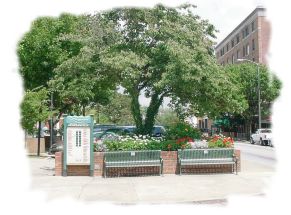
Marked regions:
[207,134,234,148]
[101,135,161,151]
[146,139,191,151]
[166,122,201,141]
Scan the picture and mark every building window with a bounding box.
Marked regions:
[232,54,235,64]
[243,46,245,57]
[231,39,234,48]
[242,30,245,39]
[204,119,208,129]
[251,21,255,32]
[220,47,225,56]
[236,35,240,44]
[227,58,229,64]
[237,50,240,59]
[245,26,249,37]
[246,43,250,55]
[252,39,255,50]
[253,58,255,62]
[226,43,229,52]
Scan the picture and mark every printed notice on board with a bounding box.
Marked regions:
[67,126,90,165]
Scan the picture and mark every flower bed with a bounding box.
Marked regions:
[95,133,234,152]
[94,135,192,152]
[207,134,234,148]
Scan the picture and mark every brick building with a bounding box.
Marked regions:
[215,6,270,66]
[206,6,272,138]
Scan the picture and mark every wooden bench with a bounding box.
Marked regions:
[178,148,238,175]
[103,150,163,178]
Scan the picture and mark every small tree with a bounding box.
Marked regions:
[18,13,86,131]
[20,88,50,135]
[225,63,281,137]
[21,88,50,156]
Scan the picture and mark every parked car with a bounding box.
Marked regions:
[152,125,166,137]
[94,130,120,144]
[250,129,272,146]
[93,124,116,132]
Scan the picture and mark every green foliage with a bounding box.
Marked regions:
[156,108,180,127]
[71,4,247,135]
[146,140,192,151]
[100,92,134,124]
[166,122,201,140]
[20,88,50,134]
[225,63,281,125]
[18,13,83,90]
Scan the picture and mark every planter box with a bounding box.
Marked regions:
[55,150,241,176]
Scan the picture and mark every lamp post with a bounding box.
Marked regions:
[237,58,261,129]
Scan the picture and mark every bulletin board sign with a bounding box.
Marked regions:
[62,115,94,176]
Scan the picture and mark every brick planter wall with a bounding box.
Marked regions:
[55,150,241,176]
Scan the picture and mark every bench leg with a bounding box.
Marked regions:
[179,162,182,176]
[104,163,107,178]
[236,161,238,175]
[160,162,164,176]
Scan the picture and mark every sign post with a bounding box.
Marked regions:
[63,115,94,176]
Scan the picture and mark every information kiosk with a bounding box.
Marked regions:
[62,115,94,176]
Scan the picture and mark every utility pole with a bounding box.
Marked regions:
[50,91,53,148]
[237,58,261,129]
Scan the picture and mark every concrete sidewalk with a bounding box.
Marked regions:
[28,156,275,204]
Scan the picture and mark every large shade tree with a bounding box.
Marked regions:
[83,4,247,134]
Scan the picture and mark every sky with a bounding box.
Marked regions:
[0,0,291,214]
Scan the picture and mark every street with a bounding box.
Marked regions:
[235,141,276,169]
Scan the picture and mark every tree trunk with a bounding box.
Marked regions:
[37,120,41,156]
[130,91,143,134]
[245,119,252,140]
[82,105,86,116]
[96,104,100,124]
[143,93,163,135]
